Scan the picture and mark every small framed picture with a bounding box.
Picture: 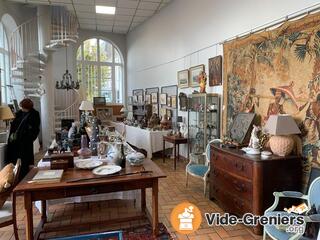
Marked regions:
[152,104,158,114]
[178,69,189,88]
[171,96,177,108]
[160,93,167,105]
[160,108,167,117]
[133,95,138,104]
[138,95,144,104]
[151,92,158,104]
[145,94,151,104]
[128,96,133,105]
[167,96,171,107]
[166,109,172,119]
[189,64,205,87]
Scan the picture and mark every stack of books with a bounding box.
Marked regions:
[31,170,64,184]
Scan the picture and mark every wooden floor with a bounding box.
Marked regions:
[0,156,263,240]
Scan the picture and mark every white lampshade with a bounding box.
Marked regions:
[120,107,127,113]
[79,101,94,111]
[264,114,301,135]
[0,106,14,120]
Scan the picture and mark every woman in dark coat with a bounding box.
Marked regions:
[6,98,40,180]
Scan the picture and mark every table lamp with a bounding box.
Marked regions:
[177,116,183,135]
[0,106,14,130]
[120,107,128,118]
[264,114,301,156]
[79,100,94,112]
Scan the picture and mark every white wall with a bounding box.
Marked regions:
[126,0,320,156]
[127,0,320,103]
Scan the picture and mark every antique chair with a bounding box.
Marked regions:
[186,139,221,195]
[0,159,21,240]
[263,176,320,240]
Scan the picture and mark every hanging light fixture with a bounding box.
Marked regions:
[55,46,80,91]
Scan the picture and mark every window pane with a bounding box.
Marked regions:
[114,48,121,63]
[76,46,82,60]
[101,66,112,91]
[77,62,82,83]
[84,64,98,101]
[83,39,97,61]
[0,23,3,49]
[99,39,113,62]
[115,65,123,103]
[101,91,112,103]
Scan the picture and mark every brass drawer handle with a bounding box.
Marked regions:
[235,162,244,171]
[233,180,245,192]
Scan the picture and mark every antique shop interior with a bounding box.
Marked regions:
[1,0,320,239]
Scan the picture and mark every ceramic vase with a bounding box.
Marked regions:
[269,135,294,156]
[77,135,92,159]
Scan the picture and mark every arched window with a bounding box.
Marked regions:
[0,22,9,104]
[77,38,124,103]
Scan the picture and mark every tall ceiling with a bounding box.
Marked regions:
[9,0,172,34]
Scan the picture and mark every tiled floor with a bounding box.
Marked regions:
[0,156,263,240]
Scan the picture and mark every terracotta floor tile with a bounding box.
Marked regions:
[1,156,263,240]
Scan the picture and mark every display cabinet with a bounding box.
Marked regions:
[188,93,220,155]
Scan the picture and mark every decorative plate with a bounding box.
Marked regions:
[75,160,103,169]
[92,165,122,176]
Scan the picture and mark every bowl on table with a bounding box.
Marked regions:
[126,152,145,166]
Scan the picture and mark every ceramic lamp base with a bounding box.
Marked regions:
[269,135,294,156]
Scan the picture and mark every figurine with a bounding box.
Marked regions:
[198,71,207,93]
[242,125,261,155]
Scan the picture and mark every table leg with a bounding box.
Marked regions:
[24,192,33,240]
[41,200,47,223]
[152,180,159,236]
[177,144,180,162]
[141,188,146,214]
[174,143,177,170]
[163,139,165,163]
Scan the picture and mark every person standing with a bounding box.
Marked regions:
[6,98,40,180]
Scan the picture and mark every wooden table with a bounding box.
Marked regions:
[162,135,188,170]
[14,160,166,240]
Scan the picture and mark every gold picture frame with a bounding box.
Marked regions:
[189,64,205,87]
[178,69,189,88]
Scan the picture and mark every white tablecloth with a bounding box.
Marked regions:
[124,125,172,158]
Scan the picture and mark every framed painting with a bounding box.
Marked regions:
[151,92,158,103]
[189,64,205,87]
[152,104,158,114]
[138,95,144,104]
[145,94,151,104]
[230,113,255,144]
[160,93,167,105]
[133,95,138,104]
[167,96,171,107]
[178,69,189,88]
[127,96,133,105]
[209,56,222,86]
[171,96,177,108]
[160,108,166,117]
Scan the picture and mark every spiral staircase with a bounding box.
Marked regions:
[9,6,80,134]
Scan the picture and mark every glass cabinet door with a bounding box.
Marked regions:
[188,93,220,157]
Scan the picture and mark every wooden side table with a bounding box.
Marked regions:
[163,135,188,170]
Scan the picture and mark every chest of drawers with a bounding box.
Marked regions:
[210,144,302,234]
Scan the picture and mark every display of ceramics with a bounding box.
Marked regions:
[92,165,122,176]
[126,152,145,166]
[75,160,103,169]
[97,140,111,160]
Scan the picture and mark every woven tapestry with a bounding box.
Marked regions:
[223,13,320,176]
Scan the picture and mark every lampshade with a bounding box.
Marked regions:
[120,107,127,113]
[264,114,301,135]
[0,106,14,121]
[79,101,94,111]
